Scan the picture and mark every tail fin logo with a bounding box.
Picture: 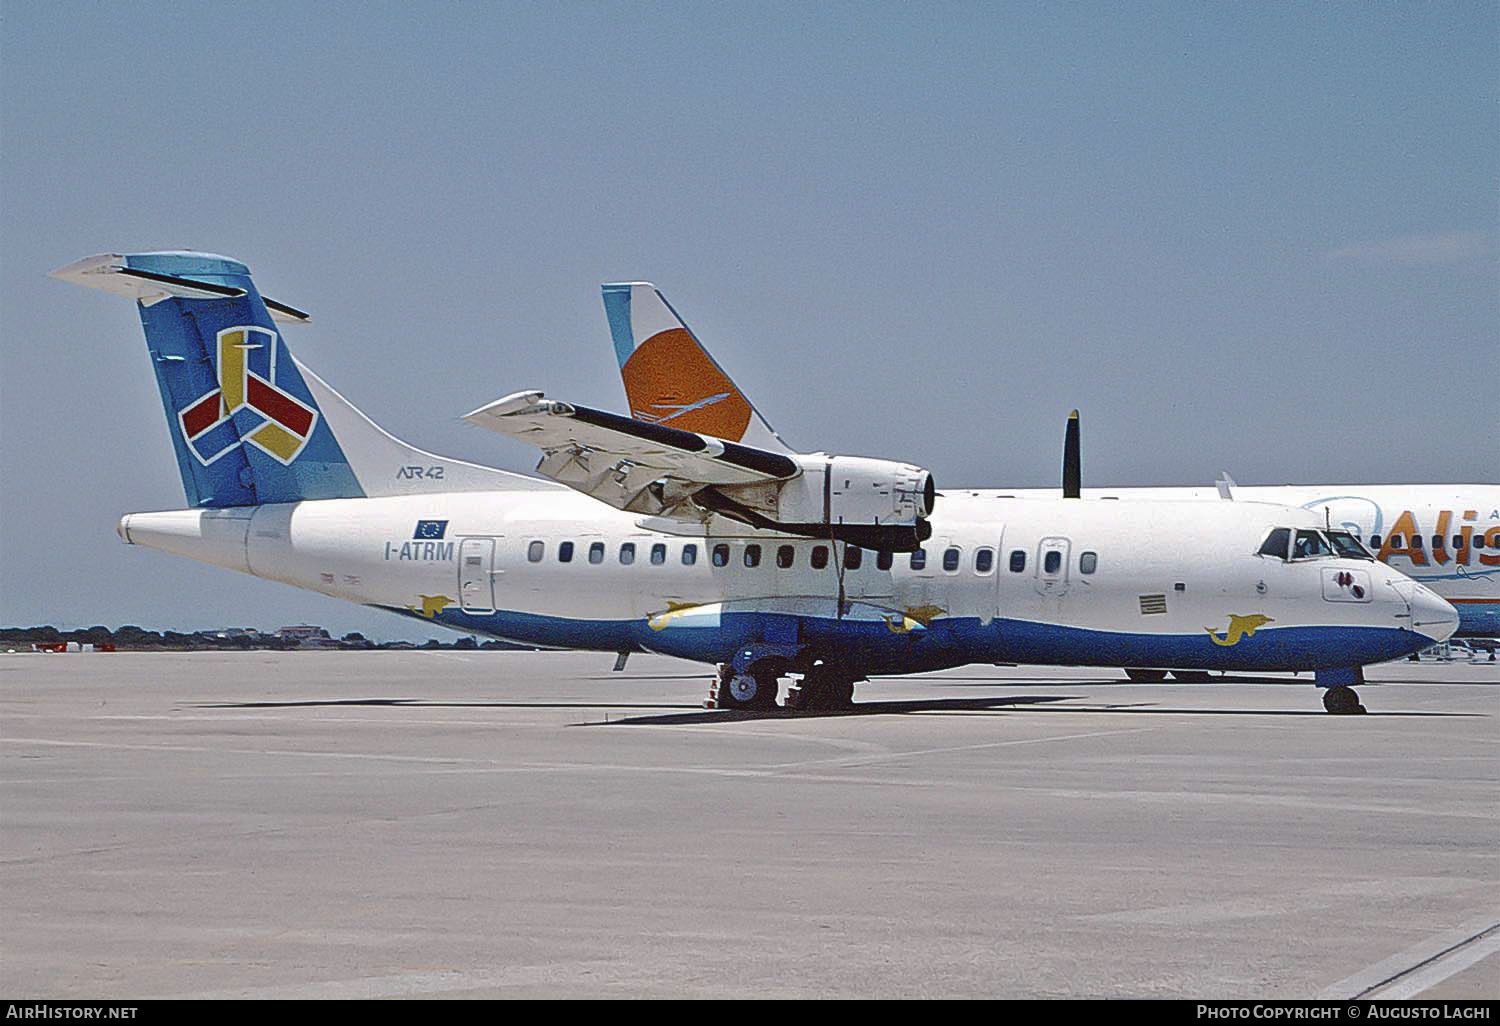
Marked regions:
[620,328,754,441]
[177,326,318,466]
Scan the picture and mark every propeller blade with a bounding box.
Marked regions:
[1062,409,1081,498]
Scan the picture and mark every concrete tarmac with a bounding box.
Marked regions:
[2,650,1496,999]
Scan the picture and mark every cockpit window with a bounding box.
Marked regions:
[1258,528,1291,560]
[1326,530,1374,561]
[1292,529,1333,559]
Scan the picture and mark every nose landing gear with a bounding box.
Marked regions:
[1317,666,1368,715]
[1322,685,1367,715]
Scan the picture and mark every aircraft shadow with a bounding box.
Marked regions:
[606,694,1480,725]
[608,694,1076,725]
[193,698,707,710]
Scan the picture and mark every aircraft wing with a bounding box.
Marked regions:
[464,391,799,516]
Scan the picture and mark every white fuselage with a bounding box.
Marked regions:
[118,488,1456,675]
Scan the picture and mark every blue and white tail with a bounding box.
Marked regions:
[52,251,539,508]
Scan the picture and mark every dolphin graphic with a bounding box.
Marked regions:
[412,594,454,619]
[1205,613,1275,647]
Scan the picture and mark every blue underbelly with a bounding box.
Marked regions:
[378,605,1428,673]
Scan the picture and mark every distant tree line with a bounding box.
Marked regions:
[0,626,531,652]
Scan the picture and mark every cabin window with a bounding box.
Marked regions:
[1043,550,1062,574]
[558,541,574,563]
[1258,528,1290,560]
[1410,534,1424,550]
[588,541,605,564]
[777,545,795,569]
[744,544,762,568]
[910,549,927,570]
[1369,534,1383,549]
[1453,536,1464,549]
[1431,535,1443,549]
[877,550,893,571]
[650,543,666,565]
[1476,536,1487,550]
[712,544,730,567]
[1009,550,1026,573]
[1080,551,1098,574]
[682,544,698,566]
[943,547,960,572]
[975,548,994,573]
[527,540,544,563]
[1389,535,1404,548]
[619,542,636,565]
[844,546,862,570]
[811,545,829,570]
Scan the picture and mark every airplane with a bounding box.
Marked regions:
[51,252,1458,716]
[601,283,1499,641]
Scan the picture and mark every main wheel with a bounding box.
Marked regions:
[1124,668,1168,682]
[714,664,779,710]
[788,671,855,711]
[1322,685,1366,715]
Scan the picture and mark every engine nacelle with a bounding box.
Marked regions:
[698,454,936,550]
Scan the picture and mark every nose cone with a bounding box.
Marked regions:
[1409,583,1460,644]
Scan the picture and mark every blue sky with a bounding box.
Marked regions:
[2,2,1495,639]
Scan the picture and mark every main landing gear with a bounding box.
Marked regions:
[709,662,780,711]
[784,664,857,711]
[707,657,860,712]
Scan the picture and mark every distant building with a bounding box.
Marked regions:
[276,625,331,642]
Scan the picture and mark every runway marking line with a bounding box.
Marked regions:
[1317,913,1500,999]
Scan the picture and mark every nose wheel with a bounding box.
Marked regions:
[1322,685,1367,715]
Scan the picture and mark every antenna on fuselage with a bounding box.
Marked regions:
[1062,410,1081,499]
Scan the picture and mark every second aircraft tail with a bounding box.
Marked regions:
[602,281,790,451]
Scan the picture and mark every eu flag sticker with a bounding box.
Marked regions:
[414,519,448,540]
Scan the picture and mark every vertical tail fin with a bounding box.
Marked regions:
[601,282,790,451]
[52,251,541,508]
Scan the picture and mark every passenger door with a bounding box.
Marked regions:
[458,537,498,614]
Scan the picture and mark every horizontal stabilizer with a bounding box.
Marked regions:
[51,252,310,324]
